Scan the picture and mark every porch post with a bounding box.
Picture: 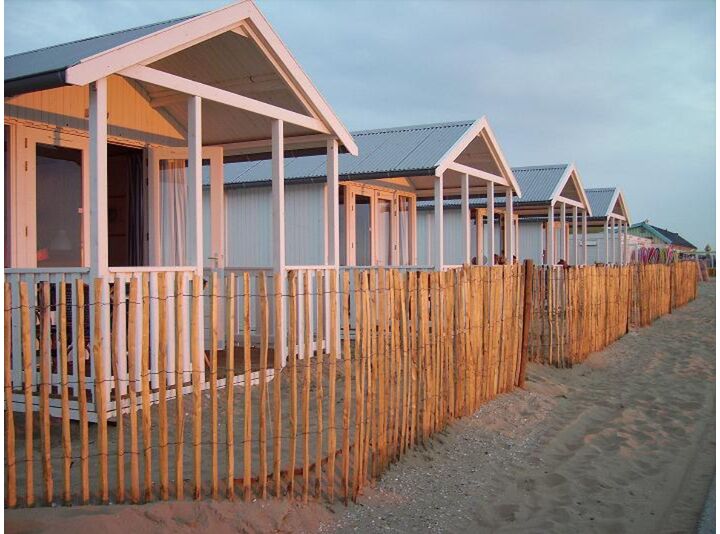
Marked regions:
[546,202,555,265]
[475,209,484,265]
[89,78,108,279]
[210,150,225,268]
[623,222,629,265]
[539,222,544,264]
[187,96,203,275]
[505,186,514,263]
[514,216,520,259]
[326,139,339,352]
[487,182,495,266]
[604,218,610,264]
[433,173,444,270]
[272,119,287,363]
[326,139,340,268]
[559,202,567,262]
[582,209,588,265]
[461,173,470,264]
[611,218,617,265]
[573,205,578,265]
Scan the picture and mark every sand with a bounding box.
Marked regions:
[6,282,715,533]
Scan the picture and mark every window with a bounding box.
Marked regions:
[35,144,83,267]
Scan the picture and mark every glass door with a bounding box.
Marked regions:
[8,125,89,268]
[148,146,223,267]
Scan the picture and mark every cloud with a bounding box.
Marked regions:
[4,0,715,247]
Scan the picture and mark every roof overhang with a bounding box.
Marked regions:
[433,117,522,198]
[40,0,356,155]
[547,163,593,216]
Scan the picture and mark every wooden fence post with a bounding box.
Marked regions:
[518,260,534,388]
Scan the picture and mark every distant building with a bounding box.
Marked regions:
[628,221,696,252]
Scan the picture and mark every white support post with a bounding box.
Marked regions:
[461,173,470,264]
[487,182,495,266]
[89,78,108,279]
[610,218,617,265]
[514,217,520,259]
[547,203,555,265]
[326,139,339,352]
[505,187,514,263]
[272,119,287,363]
[326,139,340,268]
[210,149,225,269]
[475,209,484,265]
[433,173,444,270]
[187,96,203,275]
[582,209,588,265]
[604,219,610,264]
[559,202,567,262]
[623,222,629,265]
[539,223,544,264]
[573,205,578,265]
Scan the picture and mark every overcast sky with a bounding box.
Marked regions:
[5,0,716,248]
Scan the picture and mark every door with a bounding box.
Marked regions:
[148,146,223,267]
[7,125,89,268]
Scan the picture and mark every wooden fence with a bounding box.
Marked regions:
[528,262,699,367]
[3,264,527,508]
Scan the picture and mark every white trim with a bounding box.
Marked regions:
[187,96,203,275]
[89,79,109,278]
[487,181,495,265]
[461,173,470,264]
[433,175,444,270]
[434,117,521,196]
[444,162,509,186]
[120,65,328,134]
[548,164,593,216]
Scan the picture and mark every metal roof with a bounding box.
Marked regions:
[585,187,616,219]
[5,15,194,88]
[215,120,477,187]
[631,222,696,250]
[416,163,571,211]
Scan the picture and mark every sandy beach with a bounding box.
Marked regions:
[6,282,715,533]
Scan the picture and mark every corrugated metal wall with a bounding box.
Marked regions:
[202,183,326,268]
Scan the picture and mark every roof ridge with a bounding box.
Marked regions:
[352,120,475,137]
[586,187,616,192]
[512,163,569,171]
[5,13,197,59]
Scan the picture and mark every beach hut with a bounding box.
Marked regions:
[628,221,697,252]
[4,0,356,415]
[212,118,521,271]
[417,163,593,266]
[582,187,632,264]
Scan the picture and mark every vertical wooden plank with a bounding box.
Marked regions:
[94,279,109,504]
[75,279,89,504]
[341,271,351,504]
[225,272,236,501]
[191,274,203,500]
[242,272,252,502]
[302,271,312,503]
[174,273,185,501]
[258,272,269,499]
[210,272,219,500]
[5,283,17,508]
[138,273,153,502]
[273,271,283,498]
[315,270,324,498]
[127,277,140,504]
[112,279,125,504]
[327,270,338,502]
[155,273,166,501]
[39,282,53,505]
[363,271,373,483]
[398,271,410,456]
[288,271,298,499]
[20,282,34,507]
[352,271,363,499]
[58,280,71,505]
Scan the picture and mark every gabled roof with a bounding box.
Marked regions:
[416,162,592,214]
[5,15,193,85]
[630,222,696,250]
[585,187,630,222]
[511,164,568,203]
[5,1,358,155]
[215,118,520,194]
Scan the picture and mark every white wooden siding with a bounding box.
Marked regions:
[203,182,326,268]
